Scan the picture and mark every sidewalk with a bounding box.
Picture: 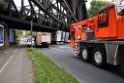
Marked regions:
[0,45,34,83]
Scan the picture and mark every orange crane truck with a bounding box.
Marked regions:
[70,5,124,75]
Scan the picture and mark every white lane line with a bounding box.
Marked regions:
[58,50,64,52]
[0,49,17,74]
[58,46,71,48]
[51,48,55,49]
[50,48,64,53]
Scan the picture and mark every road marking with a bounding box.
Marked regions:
[50,48,55,49]
[57,49,64,53]
[58,46,71,48]
[50,48,64,53]
[0,49,17,74]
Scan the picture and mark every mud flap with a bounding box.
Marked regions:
[120,54,124,77]
[119,45,124,77]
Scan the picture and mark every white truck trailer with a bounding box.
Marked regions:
[64,32,70,43]
[51,31,64,44]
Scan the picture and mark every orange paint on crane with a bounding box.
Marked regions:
[70,23,82,47]
[70,4,124,44]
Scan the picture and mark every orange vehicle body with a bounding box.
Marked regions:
[37,33,42,44]
[35,32,51,47]
[70,23,82,47]
[70,5,124,47]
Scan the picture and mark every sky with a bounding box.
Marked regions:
[13,0,92,9]
[86,0,92,9]
[13,0,29,7]
[13,0,123,9]
[13,0,93,10]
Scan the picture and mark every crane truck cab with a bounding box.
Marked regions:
[70,23,82,47]
[95,5,124,40]
[69,4,124,76]
[70,23,82,55]
[71,5,124,41]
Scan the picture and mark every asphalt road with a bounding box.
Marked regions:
[39,43,124,83]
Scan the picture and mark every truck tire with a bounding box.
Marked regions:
[56,42,59,44]
[61,42,64,45]
[81,47,91,62]
[92,48,106,68]
[74,45,81,56]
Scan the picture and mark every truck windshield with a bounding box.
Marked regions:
[117,6,124,16]
[70,31,75,40]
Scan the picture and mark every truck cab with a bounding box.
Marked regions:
[95,5,124,40]
[34,32,51,47]
[70,23,82,47]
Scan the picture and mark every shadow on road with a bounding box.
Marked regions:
[75,56,123,78]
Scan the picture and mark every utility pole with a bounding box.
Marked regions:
[30,6,33,47]
[28,0,34,47]
[21,0,24,17]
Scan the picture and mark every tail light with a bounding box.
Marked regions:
[47,42,51,44]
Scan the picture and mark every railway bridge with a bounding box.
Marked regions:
[0,0,87,47]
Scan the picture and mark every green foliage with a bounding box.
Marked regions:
[0,0,4,3]
[25,31,31,37]
[15,30,23,36]
[0,0,6,9]
[24,31,36,37]
[88,0,113,18]
[14,30,23,43]
[28,48,79,83]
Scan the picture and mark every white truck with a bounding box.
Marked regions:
[63,32,70,43]
[51,31,64,44]
[34,32,51,47]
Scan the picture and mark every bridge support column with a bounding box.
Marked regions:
[4,24,10,48]
[71,0,87,21]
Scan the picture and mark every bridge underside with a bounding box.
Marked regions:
[0,0,87,32]
[0,14,56,32]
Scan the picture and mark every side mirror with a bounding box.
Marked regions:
[69,34,75,40]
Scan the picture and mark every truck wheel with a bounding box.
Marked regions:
[81,47,91,62]
[92,48,106,67]
[56,42,59,44]
[61,42,64,44]
[74,45,81,56]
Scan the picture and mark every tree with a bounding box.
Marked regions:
[88,0,113,18]
[14,30,23,43]
[0,0,7,9]
[0,0,4,3]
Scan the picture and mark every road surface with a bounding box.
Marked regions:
[39,43,124,83]
[0,44,34,83]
